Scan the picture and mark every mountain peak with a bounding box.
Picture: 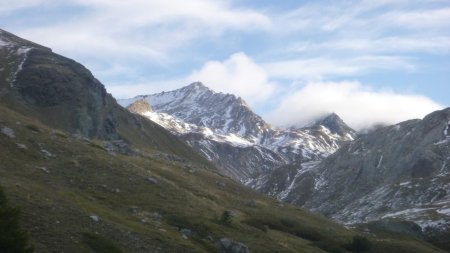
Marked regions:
[312,113,356,137]
[187,81,207,89]
[181,81,211,93]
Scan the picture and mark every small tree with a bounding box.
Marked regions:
[220,210,233,225]
[0,186,34,253]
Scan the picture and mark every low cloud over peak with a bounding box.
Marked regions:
[266,82,442,130]
[188,52,276,105]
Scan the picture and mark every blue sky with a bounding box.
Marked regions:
[1,0,449,129]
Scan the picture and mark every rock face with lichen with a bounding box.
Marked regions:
[127,99,152,115]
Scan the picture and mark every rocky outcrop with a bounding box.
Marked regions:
[127,99,152,115]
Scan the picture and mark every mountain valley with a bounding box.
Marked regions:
[0,28,449,253]
[120,82,450,252]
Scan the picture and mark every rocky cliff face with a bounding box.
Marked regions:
[120,84,356,181]
[0,29,211,163]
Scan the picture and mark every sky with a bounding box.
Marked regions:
[1,0,449,130]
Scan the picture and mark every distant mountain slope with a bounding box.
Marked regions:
[263,108,450,235]
[119,84,356,181]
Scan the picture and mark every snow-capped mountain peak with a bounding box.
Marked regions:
[118,83,356,181]
[119,82,270,141]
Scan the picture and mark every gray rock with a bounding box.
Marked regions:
[128,206,139,213]
[180,228,192,237]
[36,166,50,173]
[147,177,158,184]
[89,215,100,222]
[1,126,15,138]
[218,238,250,253]
[16,143,27,149]
[40,148,55,158]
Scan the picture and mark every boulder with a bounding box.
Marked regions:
[218,238,250,253]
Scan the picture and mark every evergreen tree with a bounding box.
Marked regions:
[0,186,33,253]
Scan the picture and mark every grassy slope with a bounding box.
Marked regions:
[0,105,445,253]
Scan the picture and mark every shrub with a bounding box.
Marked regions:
[345,236,372,253]
[166,215,210,238]
[54,130,68,138]
[313,241,346,253]
[243,216,324,241]
[0,186,34,253]
[82,233,123,253]
[25,124,40,132]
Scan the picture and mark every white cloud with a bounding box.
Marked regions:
[287,36,450,54]
[0,0,47,14]
[383,7,450,29]
[266,82,442,130]
[188,52,276,105]
[16,0,271,61]
[264,56,414,81]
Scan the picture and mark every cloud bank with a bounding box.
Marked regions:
[266,82,442,130]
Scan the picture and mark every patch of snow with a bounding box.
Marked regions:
[441,161,447,173]
[376,155,383,168]
[437,208,450,216]
[314,175,327,191]
[0,38,12,48]
[345,133,355,140]
[416,219,449,230]
[434,139,449,145]
[399,181,411,186]
[382,208,432,219]
[11,47,32,87]
[444,119,450,137]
